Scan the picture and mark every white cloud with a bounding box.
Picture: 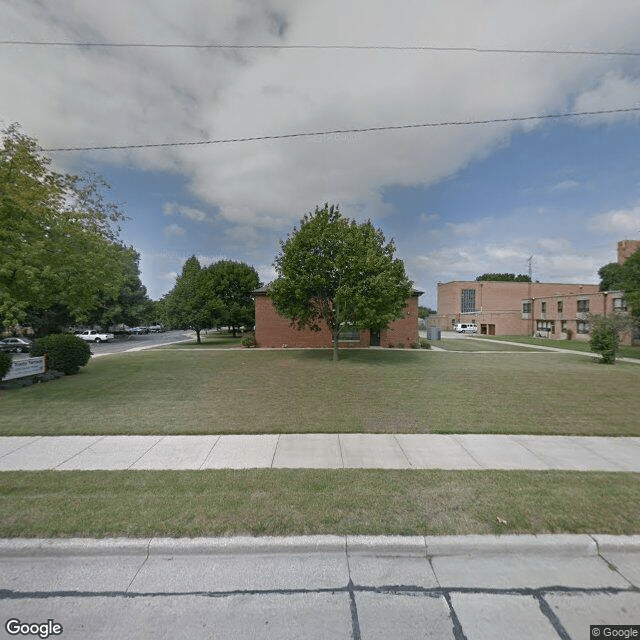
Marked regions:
[572,71,640,124]
[4,0,640,231]
[163,223,185,238]
[550,180,580,191]
[4,1,640,305]
[163,202,209,222]
[446,219,493,237]
[589,205,640,234]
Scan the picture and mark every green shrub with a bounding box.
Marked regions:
[0,351,12,380]
[589,316,620,364]
[30,334,91,375]
[419,338,431,349]
[241,333,257,348]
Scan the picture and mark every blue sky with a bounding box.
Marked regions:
[2,1,640,308]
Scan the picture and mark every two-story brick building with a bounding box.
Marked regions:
[432,240,638,344]
[253,287,423,348]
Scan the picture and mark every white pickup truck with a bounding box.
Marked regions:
[75,330,114,343]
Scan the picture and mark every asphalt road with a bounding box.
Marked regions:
[87,330,194,357]
[7,330,194,362]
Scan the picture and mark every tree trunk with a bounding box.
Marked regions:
[332,332,339,361]
[195,328,201,343]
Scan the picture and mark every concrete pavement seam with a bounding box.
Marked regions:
[125,435,164,470]
[53,435,106,469]
[449,434,484,469]
[506,434,553,469]
[270,434,281,468]
[0,435,45,460]
[532,593,574,640]
[575,439,627,472]
[337,434,345,468]
[125,538,152,593]
[198,435,221,470]
[590,534,640,589]
[392,434,413,468]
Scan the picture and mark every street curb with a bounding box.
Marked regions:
[346,535,426,556]
[0,537,151,556]
[148,535,346,555]
[1,535,640,558]
[592,534,640,553]
[425,534,599,556]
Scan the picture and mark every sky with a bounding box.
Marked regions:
[2,1,640,308]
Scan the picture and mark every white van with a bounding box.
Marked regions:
[454,322,478,334]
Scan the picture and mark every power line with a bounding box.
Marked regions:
[2,40,640,56]
[41,106,640,153]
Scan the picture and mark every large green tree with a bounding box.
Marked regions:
[203,260,260,337]
[161,256,219,343]
[0,125,133,328]
[269,203,413,361]
[598,248,640,317]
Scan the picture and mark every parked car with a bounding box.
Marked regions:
[454,323,478,334]
[75,330,115,343]
[147,325,165,333]
[129,327,149,335]
[0,337,33,353]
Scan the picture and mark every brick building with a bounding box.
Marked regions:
[253,287,422,348]
[432,240,638,344]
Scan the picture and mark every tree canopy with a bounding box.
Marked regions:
[203,260,260,337]
[598,248,640,317]
[161,257,260,341]
[269,203,413,360]
[0,125,149,330]
[475,273,531,282]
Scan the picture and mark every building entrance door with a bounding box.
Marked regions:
[370,330,381,346]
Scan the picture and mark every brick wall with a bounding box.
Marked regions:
[254,292,420,348]
[432,280,632,342]
[618,240,640,265]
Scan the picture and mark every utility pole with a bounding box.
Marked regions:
[528,256,534,336]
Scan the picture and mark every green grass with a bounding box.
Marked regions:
[2,349,639,436]
[479,335,640,359]
[433,339,542,352]
[1,469,638,537]
[167,331,244,349]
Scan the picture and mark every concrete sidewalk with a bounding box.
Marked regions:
[1,535,639,639]
[1,433,639,471]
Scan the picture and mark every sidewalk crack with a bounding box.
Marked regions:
[125,538,152,594]
[270,434,281,468]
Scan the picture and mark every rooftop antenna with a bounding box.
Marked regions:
[527,255,533,281]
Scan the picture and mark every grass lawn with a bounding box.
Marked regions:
[168,331,243,349]
[1,348,639,436]
[433,339,543,352]
[1,469,638,537]
[477,334,640,360]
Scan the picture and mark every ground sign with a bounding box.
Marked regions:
[2,357,46,381]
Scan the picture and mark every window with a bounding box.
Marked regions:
[522,301,532,314]
[577,299,589,313]
[541,301,547,314]
[536,320,555,334]
[577,321,590,334]
[339,325,360,341]
[557,300,563,313]
[461,289,476,313]
[613,298,627,312]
